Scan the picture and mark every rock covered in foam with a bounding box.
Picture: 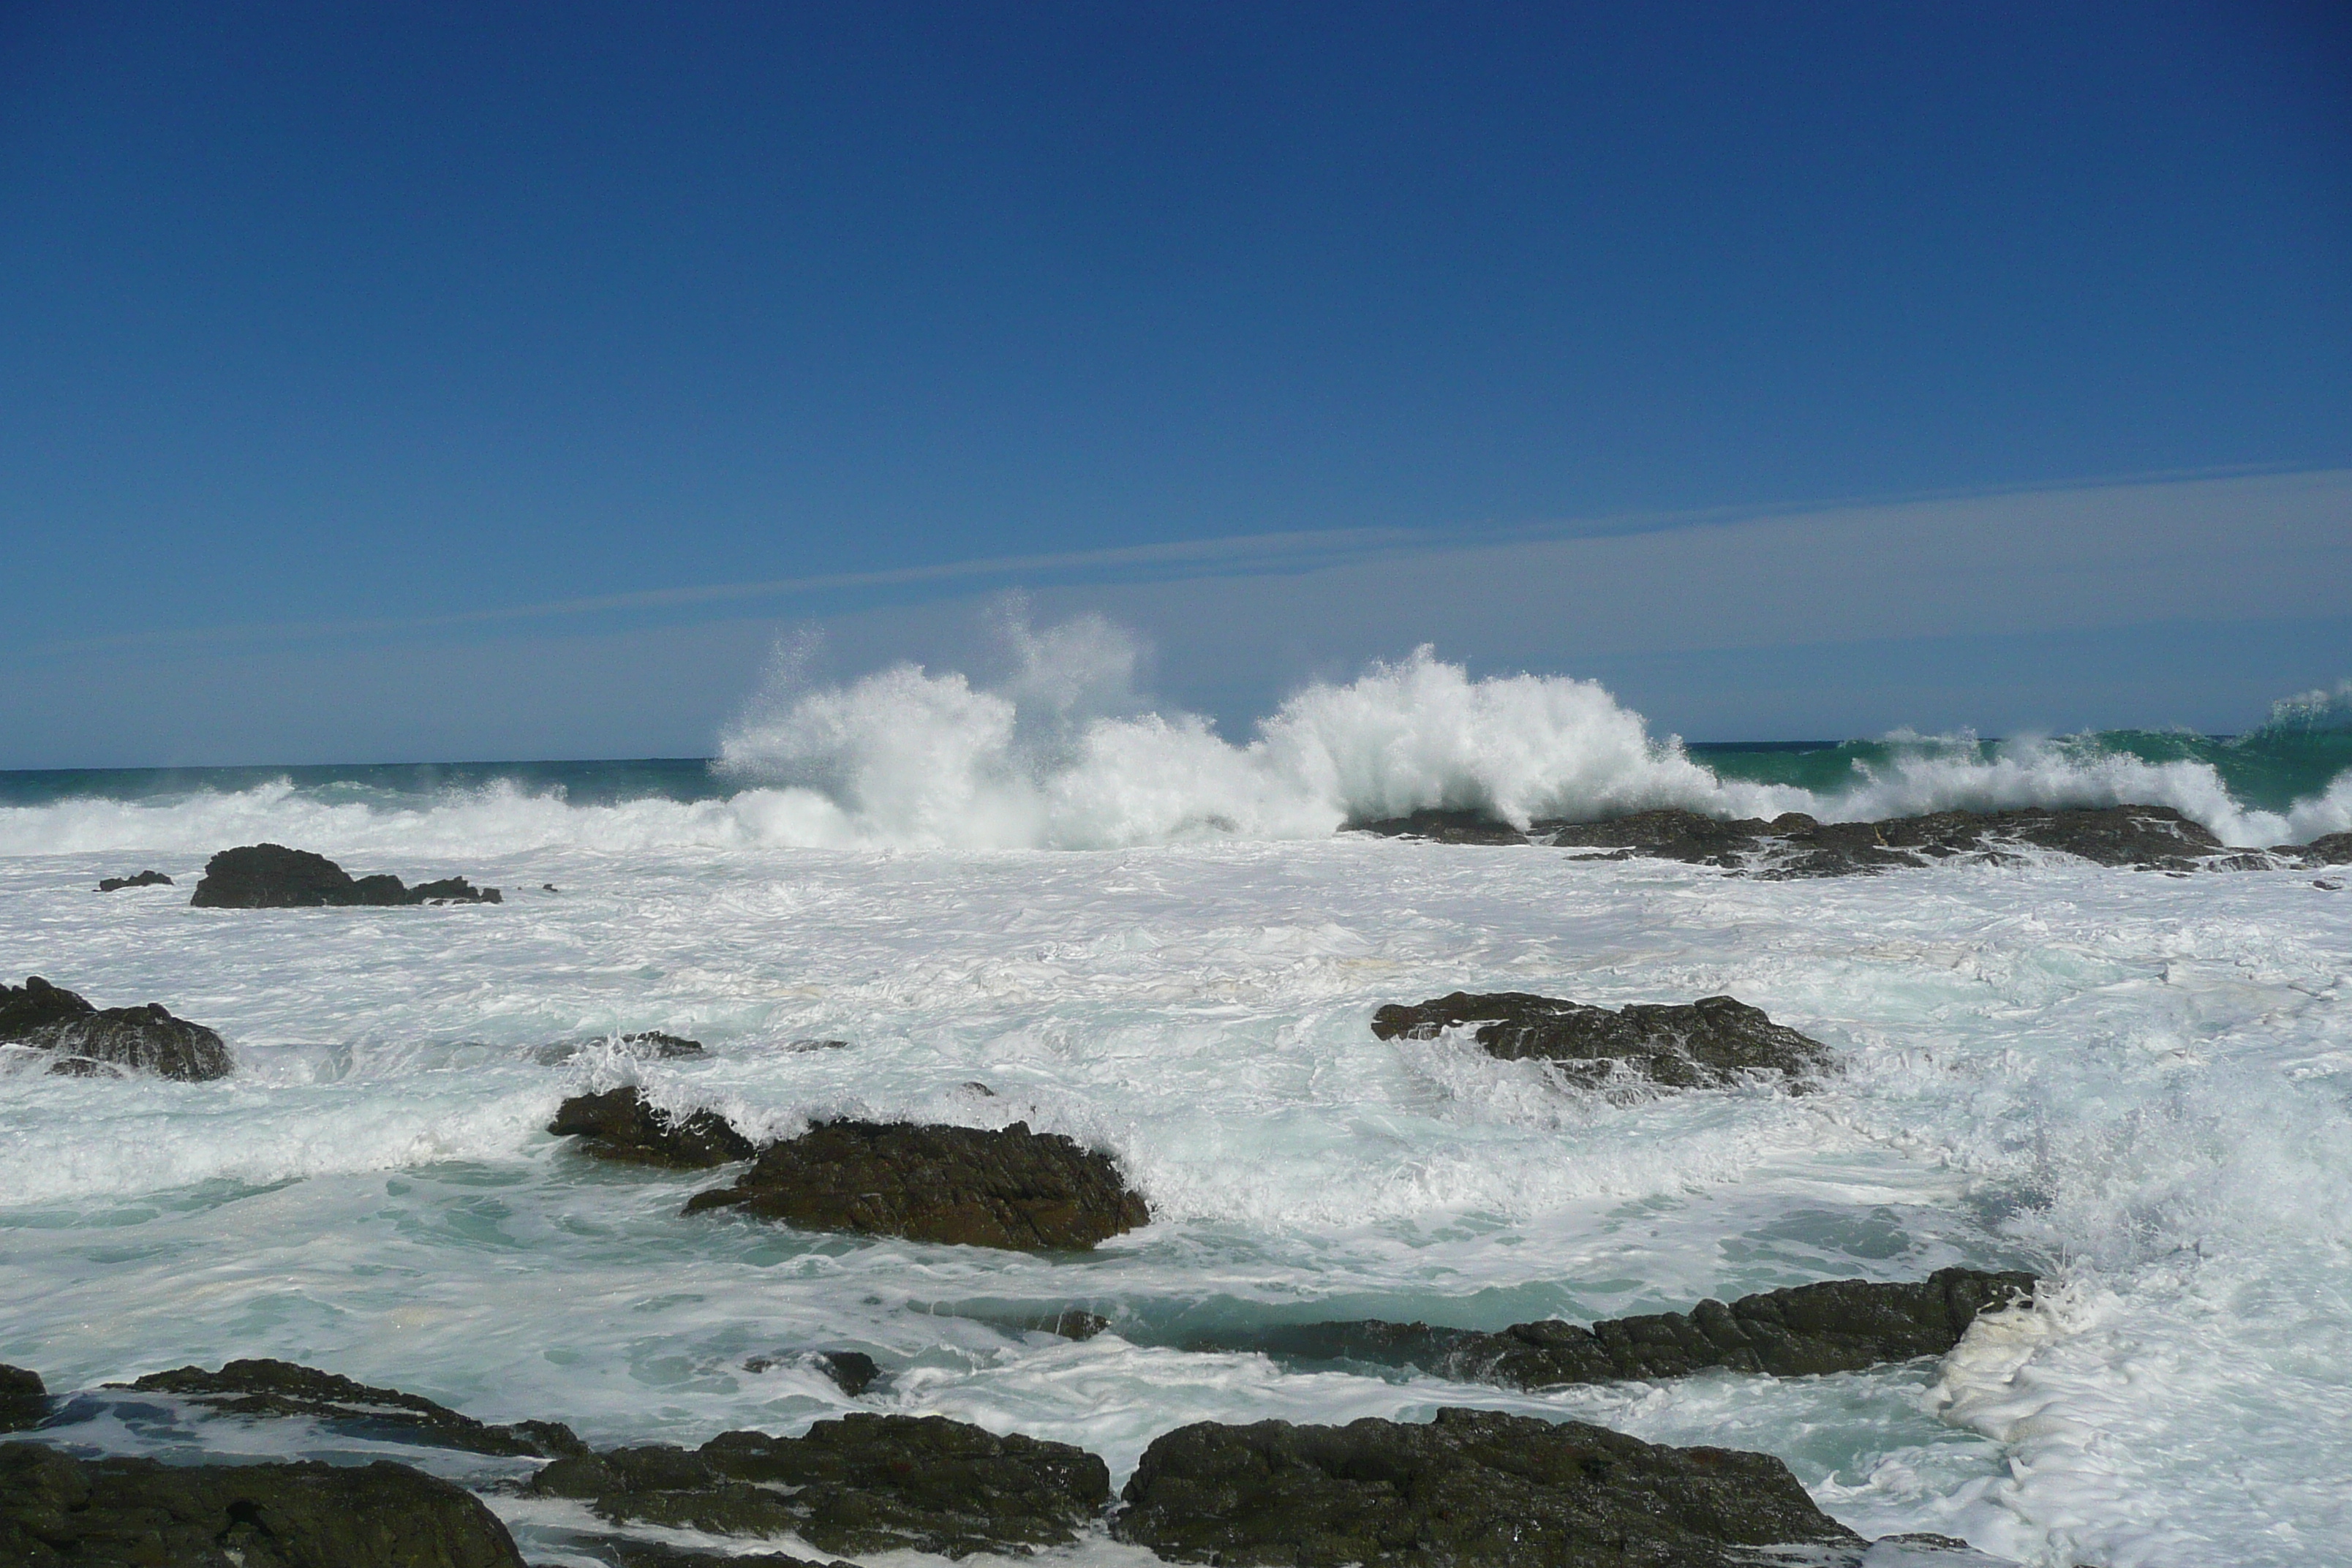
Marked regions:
[1111,1406,1863,1567]
[528,1411,1111,1558]
[1372,991,1835,1089]
[0,1441,526,1567]
[682,1120,1150,1251]
[1221,1267,2037,1388]
[549,1086,756,1167]
[0,976,232,1080]
[190,843,501,908]
[115,1359,588,1458]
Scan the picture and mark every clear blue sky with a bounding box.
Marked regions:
[4,2,2348,764]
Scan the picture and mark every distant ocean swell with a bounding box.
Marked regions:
[3,635,2347,857]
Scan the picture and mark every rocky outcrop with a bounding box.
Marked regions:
[115,1360,587,1459]
[0,976,232,1080]
[684,1120,1150,1251]
[94,870,171,892]
[528,1412,1111,1559]
[189,843,501,908]
[0,1368,45,1433]
[1111,1406,1862,1567]
[549,1087,757,1168]
[1350,804,2278,876]
[1208,1267,2035,1390]
[0,1441,526,1567]
[2293,831,2352,866]
[1372,991,1835,1090]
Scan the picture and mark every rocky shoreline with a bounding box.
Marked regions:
[1351,802,2352,876]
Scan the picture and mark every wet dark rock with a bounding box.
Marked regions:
[1043,1308,1111,1340]
[567,1540,851,1568]
[0,1441,525,1567]
[1213,1267,2036,1390]
[94,870,171,892]
[785,1037,851,1052]
[529,1412,1111,1559]
[0,1368,45,1433]
[190,843,502,908]
[0,976,233,1080]
[684,1120,1149,1251]
[113,1360,588,1459]
[549,1087,757,1168]
[537,1031,707,1065]
[2293,831,2352,867]
[1372,991,1835,1090]
[1345,808,1530,845]
[1111,1406,1862,1567]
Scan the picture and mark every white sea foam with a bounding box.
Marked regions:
[6,632,2346,857]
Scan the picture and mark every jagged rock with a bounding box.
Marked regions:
[549,1087,757,1168]
[94,870,171,892]
[0,976,232,1080]
[743,1352,881,1397]
[683,1120,1149,1251]
[1111,1406,1862,1567]
[2291,831,2352,866]
[1372,991,1835,1090]
[528,1412,1111,1558]
[1210,1267,2035,1389]
[1355,804,2268,876]
[1346,808,1530,845]
[0,1368,45,1433]
[0,1441,525,1567]
[113,1360,587,1459]
[565,1542,851,1568]
[189,843,501,908]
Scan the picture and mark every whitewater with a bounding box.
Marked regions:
[4,641,2351,1566]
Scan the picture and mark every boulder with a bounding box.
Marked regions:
[0,1441,525,1567]
[1110,1406,1862,1567]
[1217,1267,2035,1389]
[94,870,171,892]
[1372,991,1835,1090]
[683,1120,1149,1251]
[0,976,233,1080]
[0,1367,45,1433]
[742,1352,881,1397]
[114,1360,587,1459]
[189,843,501,908]
[528,1412,1111,1559]
[549,1087,757,1168]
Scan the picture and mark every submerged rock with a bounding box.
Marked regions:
[1111,1406,1862,1567]
[0,1441,525,1567]
[742,1351,881,1398]
[1372,991,1835,1089]
[529,1412,1111,1559]
[0,1368,45,1433]
[115,1359,587,1459]
[1210,1267,2035,1389]
[0,976,232,1080]
[549,1087,757,1168]
[536,1031,708,1065]
[1346,808,1530,845]
[566,1542,851,1568]
[190,843,502,908]
[684,1120,1150,1251]
[94,870,171,892]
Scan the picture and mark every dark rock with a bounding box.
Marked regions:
[1043,1308,1111,1340]
[0,1367,45,1433]
[1372,991,1835,1090]
[2293,831,2352,867]
[113,1359,587,1459]
[1346,808,1529,845]
[743,1352,880,1397]
[683,1120,1149,1251]
[1211,1267,2035,1390]
[94,870,171,892]
[0,1441,525,1567]
[785,1037,851,1052]
[1110,1406,1862,1567]
[565,1541,850,1568]
[190,843,502,908]
[529,1412,1111,1559]
[549,1087,756,1168]
[0,976,233,1080]
[537,1032,707,1065]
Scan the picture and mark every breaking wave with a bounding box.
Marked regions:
[4,619,2348,856]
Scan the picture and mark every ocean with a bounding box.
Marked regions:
[4,650,2350,1565]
